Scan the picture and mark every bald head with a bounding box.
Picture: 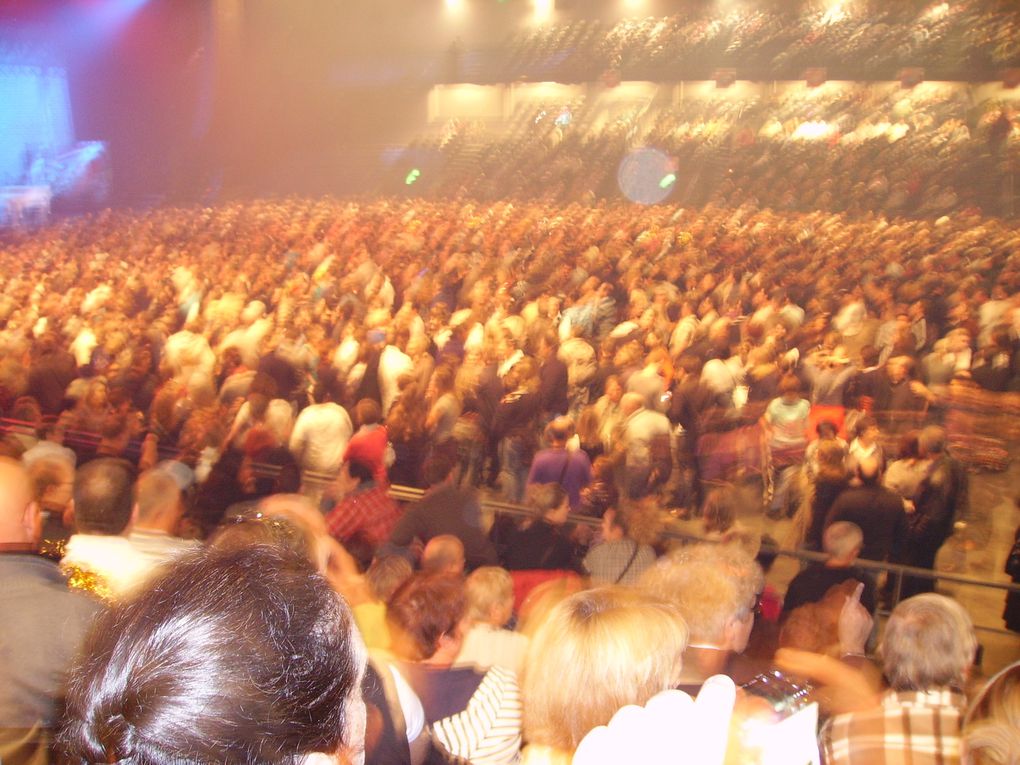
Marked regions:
[135,469,184,534]
[422,535,465,576]
[0,458,41,545]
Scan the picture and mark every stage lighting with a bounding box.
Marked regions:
[405,168,421,185]
[445,0,465,12]
[533,0,553,24]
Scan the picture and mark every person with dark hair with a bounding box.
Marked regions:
[900,425,969,598]
[386,573,521,764]
[500,483,579,572]
[59,545,367,765]
[536,330,569,421]
[824,456,908,564]
[0,458,101,763]
[382,447,498,571]
[60,458,150,600]
[27,332,77,416]
[525,416,592,511]
[325,458,402,560]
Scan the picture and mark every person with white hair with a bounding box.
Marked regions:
[639,542,764,694]
[822,593,977,765]
[780,521,877,618]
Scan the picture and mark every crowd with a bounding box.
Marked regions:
[0,195,1019,763]
[461,0,1020,84]
[414,83,1019,216]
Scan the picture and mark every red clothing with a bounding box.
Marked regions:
[344,425,389,485]
[325,484,401,546]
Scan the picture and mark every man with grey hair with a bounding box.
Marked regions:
[781,521,877,618]
[640,542,764,692]
[822,593,976,765]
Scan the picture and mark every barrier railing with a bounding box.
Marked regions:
[388,482,1020,639]
[6,418,1017,638]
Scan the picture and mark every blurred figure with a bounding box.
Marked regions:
[900,426,969,598]
[822,593,977,765]
[963,660,1020,765]
[127,463,200,569]
[387,573,522,764]
[383,448,498,571]
[59,545,367,765]
[520,587,688,764]
[640,542,763,692]
[422,534,466,576]
[582,507,656,586]
[781,522,877,618]
[324,458,402,567]
[501,484,578,572]
[60,458,150,600]
[456,566,530,676]
[0,458,101,763]
[526,416,592,512]
[825,456,907,564]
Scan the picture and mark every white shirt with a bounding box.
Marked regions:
[455,624,530,677]
[289,402,353,476]
[61,534,155,599]
[379,345,414,415]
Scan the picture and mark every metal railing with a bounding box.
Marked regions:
[387,482,1020,639]
[6,418,1018,638]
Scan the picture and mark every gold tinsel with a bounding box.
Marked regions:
[61,565,114,602]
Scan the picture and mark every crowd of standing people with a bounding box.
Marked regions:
[1,195,1019,763]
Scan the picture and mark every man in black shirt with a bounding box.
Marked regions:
[782,521,877,619]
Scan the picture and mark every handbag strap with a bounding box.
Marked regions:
[614,540,641,584]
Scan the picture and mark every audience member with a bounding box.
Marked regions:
[0,458,101,763]
[640,542,764,692]
[456,566,530,676]
[821,593,977,765]
[60,458,151,600]
[386,573,522,765]
[59,545,367,765]
[520,587,688,765]
[781,522,877,618]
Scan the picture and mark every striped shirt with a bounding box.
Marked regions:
[398,663,522,764]
[821,687,965,765]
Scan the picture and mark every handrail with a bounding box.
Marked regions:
[383,483,1020,639]
[5,419,1018,636]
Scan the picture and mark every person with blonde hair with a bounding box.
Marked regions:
[964,660,1020,765]
[520,587,688,764]
[456,566,530,675]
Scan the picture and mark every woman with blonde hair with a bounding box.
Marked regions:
[520,587,688,764]
[964,660,1020,765]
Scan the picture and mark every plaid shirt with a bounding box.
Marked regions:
[821,687,965,765]
[325,483,401,546]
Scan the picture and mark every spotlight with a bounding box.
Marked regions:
[445,0,464,10]
[533,0,553,24]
